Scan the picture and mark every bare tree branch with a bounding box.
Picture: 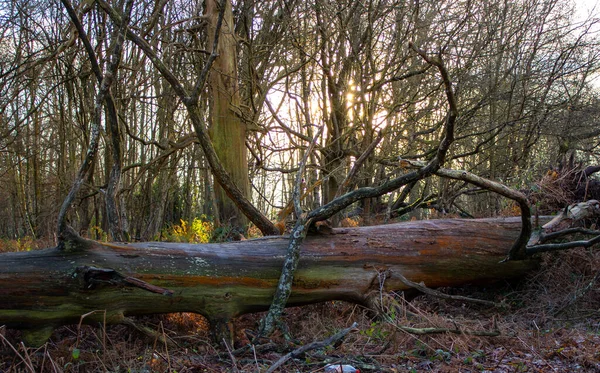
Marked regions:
[56,0,133,243]
[335,129,384,198]
[259,126,323,337]
[400,159,532,260]
[394,271,503,308]
[538,227,600,243]
[98,0,280,236]
[190,0,227,102]
[527,235,600,254]
[306,44,459,224]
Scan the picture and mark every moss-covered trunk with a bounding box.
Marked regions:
[0,218,537,346]
[206,0,250,229]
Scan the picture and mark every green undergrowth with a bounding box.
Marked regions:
[0,236,53,253]
[158,217,214,243]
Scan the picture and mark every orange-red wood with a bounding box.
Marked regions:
[0,218,537,344]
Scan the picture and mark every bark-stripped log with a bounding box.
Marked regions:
[0,218,537,345]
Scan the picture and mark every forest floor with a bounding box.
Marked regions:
[0,243,599,372]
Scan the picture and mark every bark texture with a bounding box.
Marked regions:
[0,218,537,346]
[206,0,250,229]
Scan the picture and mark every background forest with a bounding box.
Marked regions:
[1,1,600,372]
[1,0,600,244]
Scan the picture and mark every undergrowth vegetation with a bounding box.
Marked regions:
[159,217,214,244]
[0,236,54,253]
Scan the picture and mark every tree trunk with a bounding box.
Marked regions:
[206,0,250,230]
[0,218,537,346]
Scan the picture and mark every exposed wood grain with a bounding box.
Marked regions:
[0,218,537,345]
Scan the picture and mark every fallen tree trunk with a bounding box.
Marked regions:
[0,218,537,345]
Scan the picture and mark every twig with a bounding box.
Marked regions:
[393,193,436,218]
[121,317,175,348]
[232,341,279,356]
[394,271,504,308]
[335,129,384,198]
[19,342,35,373]
[252,344,260,373]
[0,333,35,373]
[553,270,600,316]
[395,324,500,336]
[265,322,358,373]
[102,305,107,355]
[367,65,433,92]
[77,310,107,348]
[160,321,171,369]
[409,43,458,167]
[44,344,60,373]
[223,338,240,373]
[293,126,324,217]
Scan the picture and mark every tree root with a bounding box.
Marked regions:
[394,271,505,308]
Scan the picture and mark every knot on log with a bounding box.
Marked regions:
[75,266,173,296]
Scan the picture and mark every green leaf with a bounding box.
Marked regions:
[72,348,80,360]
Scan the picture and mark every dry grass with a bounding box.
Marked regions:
[531,168,580,213]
